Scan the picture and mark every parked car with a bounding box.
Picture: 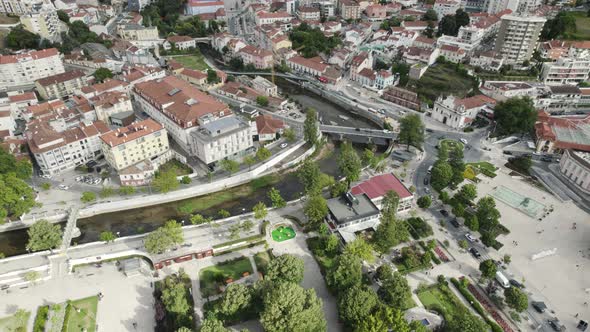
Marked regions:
[460,138,468,144]
[75,176,84,182]
[469,247,481,258]
[532,301,547,313]
[280,143,288,148]
[450,219,461,228]
[58,184,69,190]
[548,318,565,331]
[423,177,429,185]
[93,178,102,185]
[439,209,449,217]
[379,109,386,114]
[426,128,434,133]
[465,233,477,242]
[509,279,524,288]
[40,174,52,179]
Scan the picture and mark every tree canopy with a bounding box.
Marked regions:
[437,9,470,36]
[378,271,412,308]
[298,159,322,195]
[373,213,409,253]
[6,25,40,50]
[145,220,184,254]
[304,195,328,225]
[430,160,453,191]
[541,11,577,40]
[153,169,180,193]
[0,148,35,220]
[218,283,253,317]
[327,254,362,292]
[337,141,362,188]
[289,22,342,58]
[479,259,497,279]
[504,286,528,312]
[493,97,537,135]
[268,187,286,208]
[26,220,62,252]
[398,114,425,151]
[338,285,380,328]
[93,68,113,83]
[252,201,268,219]
[266,254,305,284]
[343,237,374,262]
[304,108,319,146]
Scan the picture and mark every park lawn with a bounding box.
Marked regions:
[466,162,497,173]
[417,284,464,321]
[64,296,99,332]
[439,139,464,151]
[0,311,30,331]
[172,51,210,71]
[402,296,417,310]
[254,250,272,275]
[160,159,193,176]
[569,12,590,40]
[408,63,478,104]
[199,257,254,297]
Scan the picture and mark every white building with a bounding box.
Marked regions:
[480,81,537,101]
[433,0,461,18]
[190,116,254,165]
[255,11,292,25]
[494,15,546,64]
[251,76,278,97]
[541,56,590,86]
[0,48,65,91]
[34,70,87,100]
[20,3,63,42]
[432,94,496,129]
[132,75,231,155]
[559,150,590,194]
[163,35,197,51]
[0,0,52,15]
[90,91,133,123]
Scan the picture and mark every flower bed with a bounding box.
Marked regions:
[434,246,450,262]
[467,283,514,332]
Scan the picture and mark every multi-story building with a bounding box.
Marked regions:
[255,11,293,25]
[541,85,582,115]
[238,45,273,69]
[326,192,381,244]
[117,24,159,43]
[538,40,571,61]
[0,0,51,15]
[559,150,590,193]
[297,6,321,21]
[34,70,87,100]
[494,15,546,64]
[251,76,278,97]
[20,3,62,42]
[132,75,231,154]
[439,45,467,63]
[365,4,386,21]
[100,118,170,172]
[287,56,329,77]
[90,91,133,123]
[339,0,361,20]
[0,48,65,91]
[469,51,504,71]
[541,56,590,85]
[185,0,224,15]
[534,112,590,154]
[382,87,420,110]
[0,91,38,120]
[433,0,461,18]
[27,120,110,175]
[190,116,254,165]
[480,81,537,101]
[432,94,496,129]
[163,35,196,51]
[375,70,394,90]
[127,0,151,12]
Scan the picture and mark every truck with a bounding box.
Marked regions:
[495,271,510,288]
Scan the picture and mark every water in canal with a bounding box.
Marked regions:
[0,79,382,257]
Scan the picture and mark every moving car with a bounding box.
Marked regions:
[58,184,69,190]
[423,177,429,185]
[280,143,288,148]
[469,247,481,258]
[532,301,547,313]
[465,233,477,242]
[379,109,386,114]
[450,219,460,228]
[460,138,468,144]
[40,174,52,179]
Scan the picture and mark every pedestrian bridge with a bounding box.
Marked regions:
[223,71,312,81]
[320,125,396,145]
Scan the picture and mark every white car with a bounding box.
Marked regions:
[460,138,468,144]
[280,143,288,149]
[93,178,102,185]
[75,176,84,182]
[40,174,52,179]
[465,233,477,242]
[58,184,69,190]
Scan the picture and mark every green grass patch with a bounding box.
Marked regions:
[402,295,417,311]
[254,250,273,275]
[177,185,252,215]
[63,296,99,332]
[249,174,278,191]
[417,284,463,320]
[212,234,264,249]
[159,159,193,176]
[170,51,210,71]
[199,257,254,297]
[568,12,590,40]
[271,226,296,242]
[33,305,49,332]
[408,63,478,105]
[0,311,30,332]
[306,237,337,274]
[439,139,464,151]
[466,162,496,173]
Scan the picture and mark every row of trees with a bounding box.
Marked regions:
[430,141,465,191]
[0,148,35,223]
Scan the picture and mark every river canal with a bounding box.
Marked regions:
[0,76,381,257]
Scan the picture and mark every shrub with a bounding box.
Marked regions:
[406,217,433,239]
[417,195,432,208]
[33,306,49,332]
[480,168,497,178]
[180,176,192,184]
[463,127,474,132]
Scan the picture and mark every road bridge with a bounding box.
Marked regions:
[224,71,312,81]
[320,125,395,145]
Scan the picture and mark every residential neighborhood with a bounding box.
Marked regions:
[0,0,589,331]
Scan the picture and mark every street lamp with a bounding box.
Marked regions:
[116,231,120,237]
[181,220,185,226]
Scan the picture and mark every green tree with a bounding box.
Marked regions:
[457,183,477,203]
[218,283,252,317]
[207,69,219,84]
[361,148,375,167]
[423,9,438,22]
[509,155,532,174]
[376,263,393,281]
[323,234,339,253]
[41,182,51,191]
[373,214,409,253]
[81,191,96,203]
[220,159,239,174]
[430,160,453,191]
[479,259,497,279]
[476,196,501,240]
[504,287,528,312]
[464,213,479,231]
[445,309,488,332]
[118,186,136,195]
[398,114,425,151]
[378,272,411,308]
[503,254,512,265]
[381,190,400,217]
[241,219,254,231]
[438,15,457,36]
[298,159,322,195]
[99,231,116,243]
[218,209,231,218]
[100,186,114,198]
[26,220,62,252]
[455,9,470,28]
[161,278,190,316]
[190,214,206,225]
[256,95,269,107]
[304,195,328,225]
[0,173,36,219]
[93,68,113,83]
[327,254,362,292]
[180,176,191,184]
[243,155,256,170]
[289,22,342,58]
[448,146,465,187]
[343,237,374,262]
[541,11,577,40]
[330,181,348,198]
[283,128,296,142]
[417,195,432,208]
[338,285,379,327]
[266,254,305,283]
[494,97,537,135]
[354,305,410,332]
[252,201,268,219]
[256,147,272,161]
[57,10,70,23]
[199,317,229,332]
[6,25,40,50]
[260,282,326,332]
[25,270,40,283]
[304,108,319,146]
[268,187,286,208]
[337,141,362,188]
[144,220,184,254]
[424,21,435,38]
[153,169,179,193]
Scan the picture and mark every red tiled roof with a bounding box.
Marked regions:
[35,70,85,87]
[350,173,413,199]
[288,56,328,73]
[100,118,163,147]
[255,114,284,135]
[0,48,59,64]
[8,92,37,103]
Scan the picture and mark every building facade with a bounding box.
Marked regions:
[559,149,590,193]
[541,56,590,85]
[190,116,253,165]
[0,48,65,91]
[34,70,87,100]
[493,15,545,64]
[20,3,62,42]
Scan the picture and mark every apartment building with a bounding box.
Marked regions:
[27,119,110,175]
[433,0,461,18]
[90,91,133,123]
[132,75,231,154]
[541,85,582,114]
[190,115,254,165]
[238,45,273,69]
[0,48,65,91]
[163,35,196,51]
[127,0,151,12]
[298,6,321,21]
[255,11,293,25]
[0,91,38,120]
[493,15,546,64]
[34,70,87,100]
[100,118,170,171]
[339,0,361,20]
[117,24,159,42]
[559,150,590,194]
[20,3,62,42]
[0,0,51,15]
[541,56,590,85]
[287,56,329,77]
[251,76,278,97]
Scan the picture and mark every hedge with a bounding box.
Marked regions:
[480,168,497,178]
[214,240,266,256]
[61,302,72,332]
[212,234,264,249]
[261,220,270,235]
[33,305,49,332]
[451,278,503,332]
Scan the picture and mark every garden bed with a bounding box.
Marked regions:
[271,226,296,242]
[62,296,99,332]
[159,159,193,176]
[439,139,464,151]
[199,256,254,297]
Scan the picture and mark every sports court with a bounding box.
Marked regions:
[490,185,546,218]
